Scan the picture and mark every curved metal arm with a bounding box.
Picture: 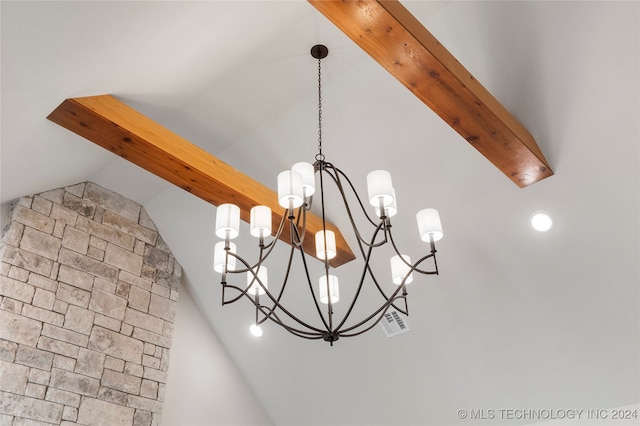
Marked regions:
[388,228,439,275]
[215,157,442,345]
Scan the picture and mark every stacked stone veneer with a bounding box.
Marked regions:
[0,182,181,426]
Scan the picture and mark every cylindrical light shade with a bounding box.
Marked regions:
[315,230,336,260]
[416,208,443,242]
[246,266,268,295]
[250,206,272,238]
[390,254,414,285]
[375,188,397,218]
[292,162,315,197]
[319,274,339,304]
[215,204,240,239]
[213,241,236,273]
[277,170,304,209]
[367,170,394,207]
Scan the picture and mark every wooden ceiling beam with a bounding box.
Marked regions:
[47,95,355,267]
[308,0,553,187]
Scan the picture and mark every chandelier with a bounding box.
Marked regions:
[213,45,443,344]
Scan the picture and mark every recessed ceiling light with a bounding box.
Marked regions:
[530,212,552,232]
[249,324,263,338]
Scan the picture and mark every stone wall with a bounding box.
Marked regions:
[0,182,181,426]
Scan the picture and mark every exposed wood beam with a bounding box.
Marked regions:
[308,0,553,187]
[47,95,355,267]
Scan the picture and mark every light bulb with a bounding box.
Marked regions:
[531,212,552,232]
[249,324,263,337]
[375,188,397,217]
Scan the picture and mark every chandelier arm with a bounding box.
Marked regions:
[429,237,439,273]
[335,223,411,334]
[332,223,385,333]
[244,239,329,334]
[364,256,407,313]
[387,229,439,275]
[259,211,288,253]
[223,244,283,276]
[289,220,302,248]
[255,304,325,337]
[278,327,324,340]
[221,283,261,305]
[335,234,410,333]
[316,155,336,333]
[285,205,309,249]
[220,213,289,279]
[332,164,381,227]
[354,228,406,312]
[339,291,408,335]
[409,253,439,275]
[261,310,325,340]
[350,224,402,306]
[224,251,253,274]
[294,204,308,245]
[359,246,434,314]
[292,215,333,332]
[223,276,328,336]
[221,245,281,300]
[254,244,309,325]
[224,277,331,337]
[220,251,268,304]
[325,164,388,248]
[392,295,409,317]
[338,304,402,338]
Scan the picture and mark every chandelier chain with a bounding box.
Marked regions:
[316,57,324,162]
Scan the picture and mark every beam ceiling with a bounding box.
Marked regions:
[308,0,553,187]
[47,95,356,267]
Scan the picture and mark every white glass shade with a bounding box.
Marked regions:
[292,162,316,197]
[250,206,272,238]
[277,170,304,209]
[390,254,414,285]
[215,204,240,239]
[375,188,397,218]
[367,170,394,207]
[246,266,268,296]
[319,274,339,304]
[416,208,443,242]
[249,324,263,337]
[315,230,336,260]
[213,241,236,273]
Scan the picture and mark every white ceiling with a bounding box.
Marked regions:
[1,1,638,425]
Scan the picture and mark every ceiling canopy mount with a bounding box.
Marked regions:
[310,44,329,60]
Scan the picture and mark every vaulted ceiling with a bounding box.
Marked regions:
[1,2,638,426]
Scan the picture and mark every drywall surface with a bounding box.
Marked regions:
[162,285,274,426]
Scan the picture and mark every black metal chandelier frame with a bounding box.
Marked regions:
[215,45,441,345]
